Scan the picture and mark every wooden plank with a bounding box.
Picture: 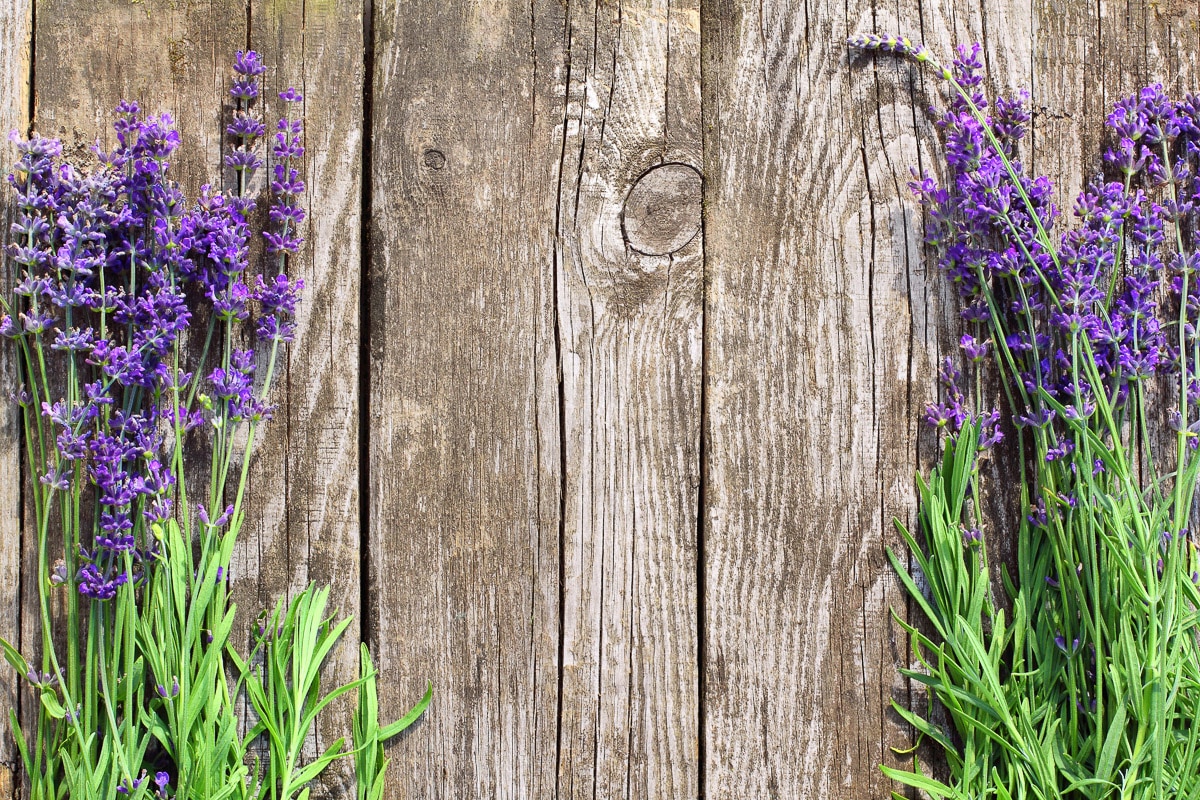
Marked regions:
[700,1,971,796]
[367,1,564,796]
[1033,0,1200,486]
[0,0,30,794]
[702,0,1200,797]
[553,0,703,797]
[33,0,243,182]
[239,0,365,792]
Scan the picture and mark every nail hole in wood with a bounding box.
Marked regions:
[423,149,446,170]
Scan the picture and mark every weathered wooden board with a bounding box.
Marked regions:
[699,2,934,794]
[366,0,564,796]
[34,0,242,180]
[702,0,1200,797]
[242,0,365,791]
[0,0,30,794]
[27,0,247,791]
[554,0,703,797]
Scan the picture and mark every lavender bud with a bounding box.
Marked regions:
[846,33,952,79]
[9,385,31,406]
[0,315,20,338]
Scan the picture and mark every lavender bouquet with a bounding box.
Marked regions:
[0,52,428,800]
[850,35,1200,798]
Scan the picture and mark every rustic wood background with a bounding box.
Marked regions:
[0,0,1197,797]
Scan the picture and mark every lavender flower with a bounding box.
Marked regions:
[154,772,170,800]
[960,333,990,362]
[116,772,148,795]
[846,33,951,79]
[0,52,304,612]
[0,47,413,800]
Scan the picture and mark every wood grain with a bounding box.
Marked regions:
[33,0,242,181]
[28,0,246,790]
[28,0,364,796]
[8,1,1200,799]
[366,1,564,796]
[700,0,965,796]
[0,0,30,792]
[554,0,703,797]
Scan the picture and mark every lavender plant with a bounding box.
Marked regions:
[0,52,428,800]
[850,35,1200,799]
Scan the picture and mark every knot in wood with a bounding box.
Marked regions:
[621,163,702,256]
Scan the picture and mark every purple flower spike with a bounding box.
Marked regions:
[231,79,260,102]
[847,33,951,79]
[228,115,266,140]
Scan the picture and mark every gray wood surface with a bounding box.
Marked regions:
[3,0,1200,797]
[27,1,247,795]
[554,1,703,797]
[242,0,365,792]
[26,0,364,795]
[701,3,930,794]
[365,0,562,795]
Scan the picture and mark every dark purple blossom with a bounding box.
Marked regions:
[116,772,148,795]
[924,358,968,431]
[255,273,304,343]
[960,333,989,362]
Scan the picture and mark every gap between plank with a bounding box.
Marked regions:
[358,0,376,651]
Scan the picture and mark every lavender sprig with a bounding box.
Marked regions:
[0,50,426,800]
[854,34,1200,800]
